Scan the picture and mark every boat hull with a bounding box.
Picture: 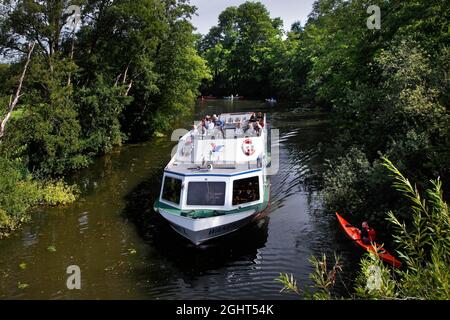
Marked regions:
[158,208,260,245]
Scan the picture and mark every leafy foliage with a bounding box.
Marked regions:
[0,0,210,234]
[198,2,284,98]
[0,0,210,175]
[276,253,343,300]
[0,157,78,238]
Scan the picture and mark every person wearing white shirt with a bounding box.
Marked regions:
[235,123,244,136]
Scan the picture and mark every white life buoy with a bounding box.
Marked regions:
[242,138,256,156]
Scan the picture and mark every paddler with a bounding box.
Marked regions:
[359,221,376,244]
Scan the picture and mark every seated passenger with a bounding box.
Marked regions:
[213,115,224,127]
[235,123,244,135]
[255,122,263,136]
[245,122,256,135]
[233,190,244,205]
[249,112,257,122]
[256,112,263,121]
[207,120,215,130]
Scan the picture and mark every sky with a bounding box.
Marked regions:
[189,0,316,35]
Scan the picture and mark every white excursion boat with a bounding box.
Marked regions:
[153,112,271,245]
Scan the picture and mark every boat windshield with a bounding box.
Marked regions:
[162,176,182,205]
[232,176,260,205]
[187,182,226,206]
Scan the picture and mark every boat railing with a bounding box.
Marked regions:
[192,128,262,140]
[182,159,262,171]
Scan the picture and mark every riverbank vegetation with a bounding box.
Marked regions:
[0,157,78,238]
[0,0,210,236]
[278,158,449,300]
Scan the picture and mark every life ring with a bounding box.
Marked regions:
[242,138,255,156]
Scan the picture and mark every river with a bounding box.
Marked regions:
[0,100,361,299]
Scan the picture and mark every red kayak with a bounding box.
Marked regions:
[336,212,402,268]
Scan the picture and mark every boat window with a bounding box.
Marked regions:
[187,182,226,206]
[162,176,182,205]
[233,176,260,206]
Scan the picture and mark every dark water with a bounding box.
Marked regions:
[0,100,361,299]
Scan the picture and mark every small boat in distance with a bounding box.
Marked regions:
[200,95,218,100]
[265,98,277,103]
[153,112,271,245]
[224,94,243,100]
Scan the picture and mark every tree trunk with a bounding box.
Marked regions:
[0,42,36,140]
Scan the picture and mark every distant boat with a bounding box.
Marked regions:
[200,95,218,100]
[265,98,277,103]
[224,95,243,100]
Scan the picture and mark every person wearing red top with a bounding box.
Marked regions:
[359,221,376,244]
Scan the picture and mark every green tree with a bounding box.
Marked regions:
[199,1,284,98]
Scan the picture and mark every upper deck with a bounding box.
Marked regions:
[166,112,268,176]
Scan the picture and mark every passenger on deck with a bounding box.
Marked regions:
[245,122,256,135]
[192,124,199,135]
[256,112,263,121]
[249,112,257,122]
[213,114,224,127]
[207,119,215,130]
[255,121,263,136]
[213,114,224,136]
[235,122,244,136]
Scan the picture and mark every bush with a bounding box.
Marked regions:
[322,148,395,221]
[39,180,79,206]
[0,157,78,238]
